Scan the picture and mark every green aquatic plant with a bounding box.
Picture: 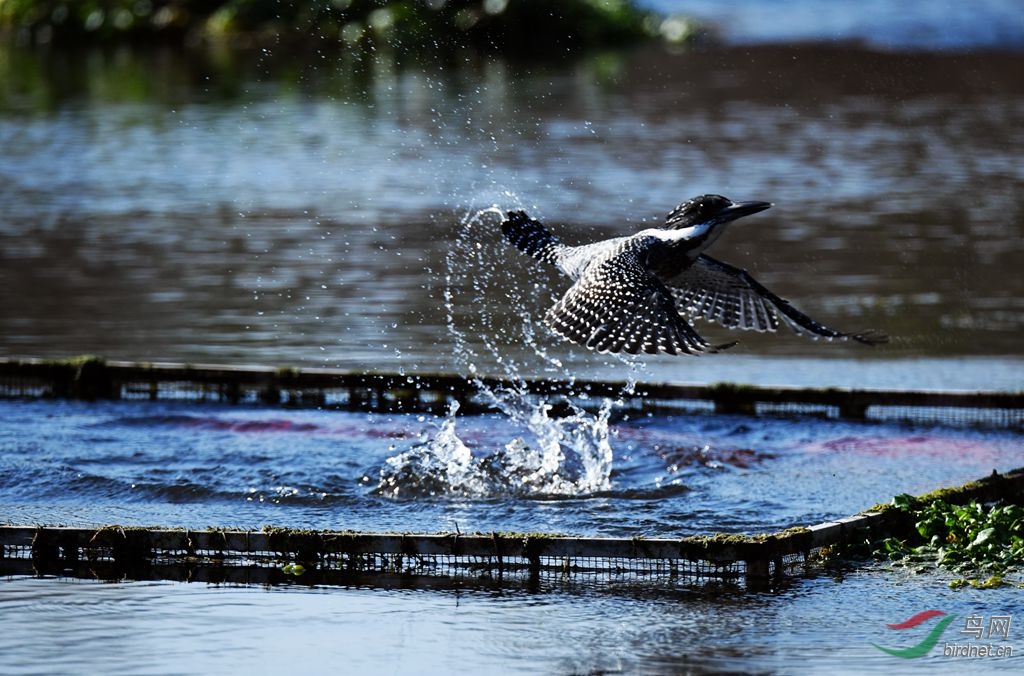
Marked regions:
[281,562,306,576]
[874,494,1024,587]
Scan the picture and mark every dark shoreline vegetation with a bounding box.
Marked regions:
[0,0,702,53]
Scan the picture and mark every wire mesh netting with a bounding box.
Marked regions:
[0,527,808,589]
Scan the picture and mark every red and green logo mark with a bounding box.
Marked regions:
[871,610,957,658]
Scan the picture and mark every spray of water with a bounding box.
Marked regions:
[374,205,641,498]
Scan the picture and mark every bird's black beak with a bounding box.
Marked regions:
[717,200,772,224]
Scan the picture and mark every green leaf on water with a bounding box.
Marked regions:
[873,498,1023,585]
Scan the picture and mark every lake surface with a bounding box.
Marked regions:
[2,2,1024,673]
[1,570,1021,675]
[2,396,1023,674]
[1,12,1023,389]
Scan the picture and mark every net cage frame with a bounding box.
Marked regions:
[1,357,1022,589]
[0,357,1021,427]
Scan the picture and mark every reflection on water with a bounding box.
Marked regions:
[1,38,1023,387]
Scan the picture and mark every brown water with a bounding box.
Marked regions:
[1,43,1022,390]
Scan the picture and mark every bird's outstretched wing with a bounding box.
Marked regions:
[501,210,565,267]
[668,255,888,345]
[546,240,727,355]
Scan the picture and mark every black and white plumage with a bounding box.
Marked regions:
[501,194,888,356]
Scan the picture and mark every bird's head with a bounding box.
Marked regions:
[665,194,772,231]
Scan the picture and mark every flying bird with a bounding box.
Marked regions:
[501,195,887,355]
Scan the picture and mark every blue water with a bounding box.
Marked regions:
[2,398,1021,536]
[645,0,1024,50]
[1,571,1021,675]
[2,395,1023,673]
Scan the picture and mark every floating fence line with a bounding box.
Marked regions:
[0,357,1021,427]
[3,467,1022,590]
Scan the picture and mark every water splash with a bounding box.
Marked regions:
[375,398,613,498]
[375,401,487,497]
[374,206,640,498]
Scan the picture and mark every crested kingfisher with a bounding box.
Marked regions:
[501,194,888,355]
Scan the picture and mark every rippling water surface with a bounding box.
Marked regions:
[2,570,1021,675]
[3,398,1020,535]
[3,396,1023,673]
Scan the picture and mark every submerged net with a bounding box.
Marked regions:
[0,526,820,589]
[3,466,1022,590]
